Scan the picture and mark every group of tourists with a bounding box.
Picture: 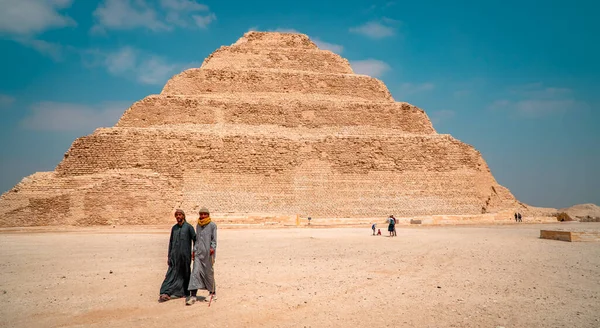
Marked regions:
[371,215,398,237]
[158,207,218,306]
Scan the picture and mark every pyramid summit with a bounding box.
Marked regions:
[0,31,527,226]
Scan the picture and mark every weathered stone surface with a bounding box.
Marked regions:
[540,229,600,242]
[161,69,393,101]
[0,31,532,226]
[201,46,353,74]
[116,95,434,133]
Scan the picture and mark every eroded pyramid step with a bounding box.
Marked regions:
[47,127,512,218]
[116,94,435,134]
[201,46,353,74]
[161,68,393,101]
[56,127,486,177]
[232,31,318,50]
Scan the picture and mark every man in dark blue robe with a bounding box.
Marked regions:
[158,209,195,302]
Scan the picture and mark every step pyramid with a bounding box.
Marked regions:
[0,31,522,226]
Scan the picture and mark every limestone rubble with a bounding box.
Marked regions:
[0,32,543,226]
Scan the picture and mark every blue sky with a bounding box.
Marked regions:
[0,0,598,208]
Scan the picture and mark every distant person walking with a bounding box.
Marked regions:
[186,207,218,305]
[514,213,518,222]
[372,223,376,235]
[159,209,196,303]
[391,215,397,236]
[518,213,522,222]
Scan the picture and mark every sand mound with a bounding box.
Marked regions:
[559,203,600,221]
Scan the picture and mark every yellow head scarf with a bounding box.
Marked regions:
[198,216,211,226]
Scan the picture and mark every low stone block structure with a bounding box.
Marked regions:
[540,229,600,242]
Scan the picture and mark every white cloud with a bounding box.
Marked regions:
[92,46,197,85]
[508,83,573,99]
[137,57,179,85]
[490,83,588,118]
[91,0,215,33]
[20,101,130,132]
[163,0,211,27]
[313,38,344,54]
[398,82,435,96]
[193,13,216,28]
[160,0,208,11]
[104,47,137,74]
[350,59,390,78]
[13,38,64,60]
[349,21,395,39]
[491,99,587,118]
[0,94,15,108]
[91,0,168,33]
[0,0,74,59]
[429,109,455,125]
[381,17,400,24]
[0,0,75,36]
[515,99,584,117]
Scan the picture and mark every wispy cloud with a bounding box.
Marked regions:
[14,38,64,60]
[91,0,168,33]
[104,47,138,74]
[350,59,390,78]
[0,94,15,108]
[192,13,216,28]
[365,2,396,13]
[136,57,179,85]
[160,0,208,11]
[0,0,76,36]
[91,0,216,34]
[507,82,573,99]
[0,0,75,59]
[490,83,588,118]
[349,20,397,39]
[88,46,199,85]
[312,38,344,54]
[381,17,400,24]
[20,101,131,132]
[429,109,455,125]
[398,82,435,96]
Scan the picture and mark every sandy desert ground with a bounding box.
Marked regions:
[0,223,599,328]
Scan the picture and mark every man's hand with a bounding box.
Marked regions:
[210,248,214,256]
[192,251,195,261]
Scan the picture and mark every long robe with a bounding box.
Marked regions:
[188,221,217,293]
[159,221,196,297]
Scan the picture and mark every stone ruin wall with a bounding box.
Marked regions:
[0,31,531,227]
[115,95,435,134]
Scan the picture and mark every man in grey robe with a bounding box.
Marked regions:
[186,207,218,305]
[158,209,196,303]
